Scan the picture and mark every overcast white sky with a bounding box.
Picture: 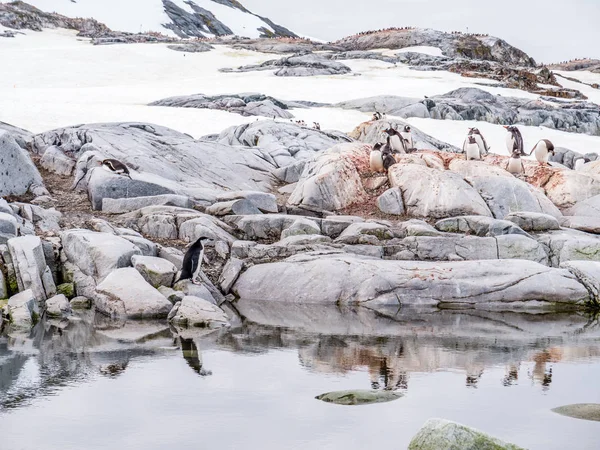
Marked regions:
[243,0,599,63]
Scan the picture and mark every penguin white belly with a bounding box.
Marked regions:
[389,135,406,154]
[192,248,204,282]
[505,134,515,154]
[534,142,549,163]
[474,135,487,155]
[400,132,413,149]
[574,159,585,171]
[507,158,523,174]
[370,151,384,172]
[465,143,481,161]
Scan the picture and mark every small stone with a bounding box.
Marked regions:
[56,282,75,299]
[377,187,405,216]
[132,255,178,288]
[45,294,72,319]
[219,258,245,294]
[70,296,92,309]
[167,296,229,328]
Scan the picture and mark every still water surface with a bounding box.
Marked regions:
[1,305,600,450]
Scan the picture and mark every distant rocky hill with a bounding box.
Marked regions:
[548,59,600,73]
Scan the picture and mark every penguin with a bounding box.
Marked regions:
[179,237,210,285]
[529,139,555,165]
[467,127,490,155]
[372,111,382,121]
[313,122,321,130]
[101,159,131,178]
[381,139,397,171]
[506,150,525,175]
[383,126,407,154]
[400,125,414,152]
[464,135,481,161]
[370,143,385,172]
[504,126,525,156]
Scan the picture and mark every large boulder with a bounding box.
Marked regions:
[408,418,525,450]
[288,143,369,211]
[5,289,39,329]
[8,236,56,303]
[45,294,72,319]
[131,255,177,288]
[543,170,600,209]
[233,254,588,307]
[0,212,18,244]
[504,211,561,232]
[40,145,76,176]
[561,216,600,234]
[537,229,600,266]
[225,214,320,241]
[561,261,600,306]
[434,216,529,237]
[167,296,229,328]
[377,188,405,216]
[101,194,192,214]
[389,163,492,219]
[215,191,278,213]
[0,131,45,197]
[95,268,173,318]
[61,229,141,281]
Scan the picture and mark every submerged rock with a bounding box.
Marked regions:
[408,418,525,450]
[315,390,403,406]
[552,404,600,422]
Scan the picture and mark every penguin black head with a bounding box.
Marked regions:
[383,127,397,136]
[468,136,477,144]
[189,236,211,249]
[373,143,383,151]
[511,150,522,159]
[403,125,411,133]
[470,127,480,135]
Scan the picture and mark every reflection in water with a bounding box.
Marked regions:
[1,305,600,413]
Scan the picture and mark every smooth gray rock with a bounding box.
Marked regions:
[561,216,600,234]
[178,215,237,244]
[0,212,18,244]
[0,270,6,299]
[397,219,442,237]
[40,145,75,176]
[70,296,92,309]
[435,216,529,237]
[281,218,321,239]
[561,261,600,306]
[278,234,332,246]
[408,418,525,450]
[8,235,55,303]
[216,191,278,213]
[225,214,319,240]
[273,160,308,184]
[131,255,177,288]
[219,258,245,295]
[6,289,39,329]
[233,255,587,307]
[536,229,600,266]
[337,222,392,244]
[569,194,600,218]
[543,169,600,209]
[172,280,217,305]
[321,216,364,238]
[95,268,173,319]
[61,229,141,281]
[389,164,492,219]
[158,246,184,270]
[122,235,158,257]
[222,54,351,77]
[167,296,229,328]
[316,390,402,406]
[45,294,72,319]
[377,187,405,215]
[11,203,62,233]
[504,211,561,232]
[0,131,45,196]
[205,199,262,216]
[158,286,185,305]
[343,244,384,259]
[101,194,192,214]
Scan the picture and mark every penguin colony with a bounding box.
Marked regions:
[369,113,565,176]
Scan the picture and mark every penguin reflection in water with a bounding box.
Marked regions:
[179,237,211,285]
[180,338,212,377]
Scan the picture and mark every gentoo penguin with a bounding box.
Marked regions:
[372,111,382,121]
[313,122,321,130]
[381,139,397,171]
[504,126,525,156]
[464,135,482,161]
[574,157,591,171]
[467,127,490,155]
[370,143,384,173]
[101,159,131,178]
[383,127,407,154]
[506,150,525,175]
[529,139,555,165]
[179,237,210,285]
[400,125,414,151]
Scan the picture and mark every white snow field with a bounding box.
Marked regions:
[1,28,599,156]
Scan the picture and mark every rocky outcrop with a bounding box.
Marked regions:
[408,418,525,450]
[221,54,352,77]
[0,132,46,197]
[167,42,213,53]
[131,255,177,288]
[167,296,229,328]
[150,93,294,119]
[8,236,56,304]
[4,289,39,329]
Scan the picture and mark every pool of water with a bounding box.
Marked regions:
[1,304,600,450]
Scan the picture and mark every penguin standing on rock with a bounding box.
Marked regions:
[179,237,211,285]
[101,159,132,178]
[504,126,525,156]
[529,139,555,165]
[383,126,407,154]
[506,150,525,175]
[466,127,490,155]
[380,140,397,171]
[370,143,384,173]
[400,125,414,152]
[464,135,482,161]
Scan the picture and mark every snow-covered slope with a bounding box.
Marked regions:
[22,0,297,38]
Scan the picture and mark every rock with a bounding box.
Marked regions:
[288,143,370,211]
[397,219,442,237]
[449,159,513,178]
[273,161,307,184]
[496,235,549,265]
[389,164,492,219]
[561,216,600,234]
[569,194,600,218]
[56,282,75,299]
[343,245,384,259]
[205,199,262,216]
[278,234,332,246]
[376,188,405,216]
[315,390,402,406]
[87,167,175,211]
[70,296,92,309]
[552,404,600,422]
[11,203,63,233]
[6,289,39,329]
[225,214,318,240]
[218,258,244,295]
[157,286,185,304]
[40,145,75,176]
[101,194,192,214]
[336,222,392,244]
[167,42,213,53]
[0,132,45,196]
[167,296,229,328]
[122,235,158,257]
[233,255,587,307]
[537,229,600,266]
[321,216,364,238]
[8,235,56,303]
[281,218,321,239]
[95,268,173,319]
[363,176,388,191]
[0,270,6,299]
[178,215,237,244]
[173,280,217,305]
[560,261,600,307]
[467,175,562,219]
[216,191,278,213]
[158,246,184,270]
[504,211,561,232]
[543,170,600,209]
[45,294,72,319]
[0,212,18,244]
[61,230,141,281]
[222,54,351,77]
[131,255,178,288]
[435,216,529,237]
[408,418,525,450]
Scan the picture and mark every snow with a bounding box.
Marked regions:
[25,0,178,37]
[1,28,600,159]
[554,70,600,106]
[395,46,444,57]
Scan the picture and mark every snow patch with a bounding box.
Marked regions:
[395,46,444,57]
